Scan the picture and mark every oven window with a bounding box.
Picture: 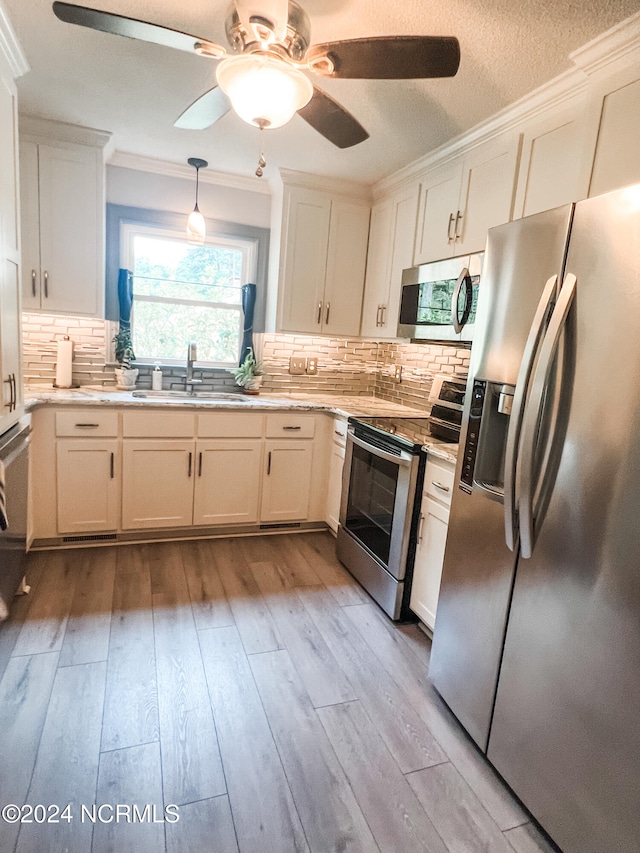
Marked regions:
[344,443,399,566]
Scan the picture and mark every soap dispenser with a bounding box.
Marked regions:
[152,363,163,391]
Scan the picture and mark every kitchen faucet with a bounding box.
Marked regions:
[183,341,202,394]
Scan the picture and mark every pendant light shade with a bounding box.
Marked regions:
[216,54,313,130]
[187,157,208,244]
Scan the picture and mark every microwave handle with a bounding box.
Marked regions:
[451,267,472,334]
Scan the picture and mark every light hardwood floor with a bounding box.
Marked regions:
[0,533,560,853]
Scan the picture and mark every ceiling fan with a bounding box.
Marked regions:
[52,0,460,149]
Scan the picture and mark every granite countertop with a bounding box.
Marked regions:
[24,386,458,462]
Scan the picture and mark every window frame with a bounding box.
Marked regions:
[121,222,257,368]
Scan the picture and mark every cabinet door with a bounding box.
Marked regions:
[588,76,640,197]
[383,183,420,337]
[325,440,346,532]
[414,164,462,264]
[122,440,195,529]
[19,141,40,311]
[457,136,520,254]
[322,198,370,336]
[37,143,99,315]
[0,259,22,416]
[280,187,331,333]
[0,73,19,261]
[56,440,119,533]
[514,109,583,218]
[409,497,450,631]
[360,197,394,338]
[261,440,313,522]
[193,439,262,526]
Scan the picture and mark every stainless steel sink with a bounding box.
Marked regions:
[131,390,250,401]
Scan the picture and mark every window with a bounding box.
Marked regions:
[122,223,257,367]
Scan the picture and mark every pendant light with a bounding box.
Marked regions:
[186,157,208,244]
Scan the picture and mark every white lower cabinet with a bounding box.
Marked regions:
[325,417,347,532]
[56,439,119,533]
[261,440,313,522]
[410,456,455,631]
[121,440,195,530]
[193,439,263,526]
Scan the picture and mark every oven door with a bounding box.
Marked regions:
[339,429,418,581]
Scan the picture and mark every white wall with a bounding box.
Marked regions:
[107,165,272,229]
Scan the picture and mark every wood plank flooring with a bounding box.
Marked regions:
[0,532,559,853]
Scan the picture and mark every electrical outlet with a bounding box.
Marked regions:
[289,356,306,375]
[306,357,318,375]
[394,365,403,383]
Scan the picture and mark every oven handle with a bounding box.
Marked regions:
[348,431,413,467]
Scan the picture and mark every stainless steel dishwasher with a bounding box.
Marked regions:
[0,416,31,621]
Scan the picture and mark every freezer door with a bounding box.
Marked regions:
[429,205,573,752]
[488,184,640,853]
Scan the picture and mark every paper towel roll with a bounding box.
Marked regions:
[55,336,73,388]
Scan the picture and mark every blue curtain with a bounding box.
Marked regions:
[240,283,257,364]
[115,269,135,360]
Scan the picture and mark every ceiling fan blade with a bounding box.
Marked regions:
[307,35,460,79]
[175,86,231,130]
[297,87,369,149]
[52,2,226,57]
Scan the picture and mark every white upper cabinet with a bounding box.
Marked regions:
[414,134,521,264]
[513,99,584,218]
[360,182,419,339]
[275,174,370,336]
[19,119,110,317]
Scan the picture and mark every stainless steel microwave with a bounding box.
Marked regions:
[397,253,484,343]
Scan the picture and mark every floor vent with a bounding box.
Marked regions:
[62,533,118,543]
[259,522,302,530]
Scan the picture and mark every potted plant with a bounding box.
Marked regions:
[113,328,139,390]
[230,348,264,394]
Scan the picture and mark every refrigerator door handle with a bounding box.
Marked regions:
[504,274,558,551]
[451,267,471,333]
[519,273,576,558]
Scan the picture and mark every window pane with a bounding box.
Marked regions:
[133,277,241,305]
[133,301,241,364]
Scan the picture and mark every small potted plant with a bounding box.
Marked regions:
[230,348,264,394]
[113,328,139,390]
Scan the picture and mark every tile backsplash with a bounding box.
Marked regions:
[22,313,470,410]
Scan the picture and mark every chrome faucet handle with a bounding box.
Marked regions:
[188,341,197,362]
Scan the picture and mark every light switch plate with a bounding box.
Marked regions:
[306,357,318,375]
[394,365,403,382]
[289,356,306,375]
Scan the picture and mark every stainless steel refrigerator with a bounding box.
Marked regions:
[429,184,640,853]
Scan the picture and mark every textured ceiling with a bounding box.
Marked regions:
[4,0,640,185]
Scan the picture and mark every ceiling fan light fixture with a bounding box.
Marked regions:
[186,157,208,245]
[216,54,313,129]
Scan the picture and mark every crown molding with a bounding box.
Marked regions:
[19,115,112,148]
[570,11,640,76]
[0,2,29,78]
[279,167,372,202]
[109,151,272,195]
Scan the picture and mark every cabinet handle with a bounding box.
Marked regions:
[380,305,387,326]
[11,374,16,412]
[267,450,272,475]
[282,425,302,431]
[447,212,456,243]
[43,271,49,299]
[334,429,345,437]
[376,305,382,327]
[31,269,37,297]
[325,302,330,325]
[110,452,115,479]
[317,301,323,324]
[417,514,425,544]
[188,451,192,477]
[454,210,463,240]
[75,423,99,429]
[432,481,450,492]
[4,375,13,410]
[198,451,202,477]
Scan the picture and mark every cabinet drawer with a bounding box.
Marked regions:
[122,411,195,437]
[56,410,118,437]
[424,458,455,506]
[331,417,348,448]
[198,412,264,438]
[265,414,315,438]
